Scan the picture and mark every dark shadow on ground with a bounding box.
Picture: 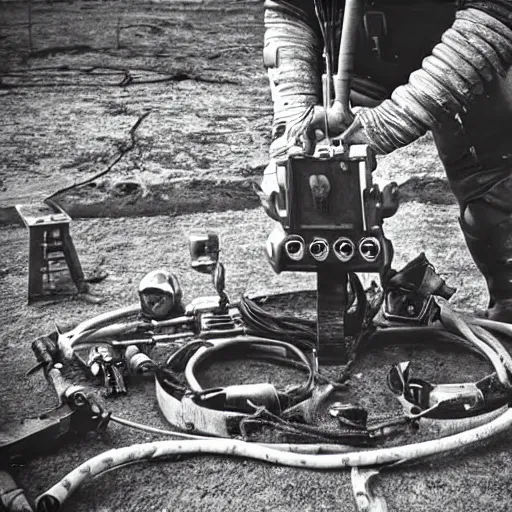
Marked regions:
[398,176,456,205]
[1,175,455,225]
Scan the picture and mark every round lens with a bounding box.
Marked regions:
[141,292,174,319]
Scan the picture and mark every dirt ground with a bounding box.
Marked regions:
[2,1,512,511]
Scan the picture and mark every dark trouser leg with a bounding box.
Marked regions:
[432,67,512,321]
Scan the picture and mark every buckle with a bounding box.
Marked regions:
[383,290,438,324]
[387,362,487,417]
[363,11,388,59]
[382,253,455,324]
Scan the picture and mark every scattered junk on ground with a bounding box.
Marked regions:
[3,0,512,511]
[4,222,512,512]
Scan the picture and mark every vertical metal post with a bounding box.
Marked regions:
[333,0,362,116]
[316,268,349,364]
[28,0,33,54]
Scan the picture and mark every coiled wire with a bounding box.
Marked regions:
[238,295,317,351]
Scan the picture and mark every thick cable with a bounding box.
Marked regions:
[36,406,512,512]
[70,321,144,346]
[469,324,512,377]
[184,336,315,405]
[65,304,140,339]
[439,303,512,389]
[465,316,512,339]
[58,304,141,358]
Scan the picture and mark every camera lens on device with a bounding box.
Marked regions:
[359,237,381,262]
[333,238,355,262]
[309,239,329,262]
[284,235,305,261]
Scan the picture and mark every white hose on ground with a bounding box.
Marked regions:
[439,302,512,388]
[466,316,512,339]
[36,406,512,512]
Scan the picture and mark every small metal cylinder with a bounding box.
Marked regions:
[284,235,305,261]
[309,238,330,262]
[225,383,281,414]
[197,383,281,414]
[333,237,355,262]
[125,346,155,374]
[359,237,381,262]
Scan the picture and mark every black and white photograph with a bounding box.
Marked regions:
[1,0,512,510]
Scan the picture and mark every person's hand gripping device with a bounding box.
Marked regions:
[263,0,399,364]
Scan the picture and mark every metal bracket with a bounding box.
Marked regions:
[351,466,388,512]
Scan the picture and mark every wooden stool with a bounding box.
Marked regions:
[15,203,87,303]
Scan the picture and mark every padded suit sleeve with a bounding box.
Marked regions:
[351,6,512,154]
[263,0,322,159]
[459,0,512,31]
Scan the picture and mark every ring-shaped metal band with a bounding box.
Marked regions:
[183,336,315,404]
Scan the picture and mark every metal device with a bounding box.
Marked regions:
[189,232,220,274]
[262,0,399,364]
[1,336,109,464]
[265,144,396,274]
[87,345,127,397]
[189,232,229,312]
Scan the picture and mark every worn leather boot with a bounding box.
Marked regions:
[460,200,512,322]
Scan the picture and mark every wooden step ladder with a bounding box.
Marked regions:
[15,203,88,303]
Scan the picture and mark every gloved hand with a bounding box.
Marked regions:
[298,103,379,156]
[336,107,384,153]
[271,103,356,158]
[268,105,316,163]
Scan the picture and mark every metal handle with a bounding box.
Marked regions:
[333,0,362,122]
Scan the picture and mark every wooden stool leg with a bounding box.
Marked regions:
[60,225,87,293]
[28,226,45,303]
